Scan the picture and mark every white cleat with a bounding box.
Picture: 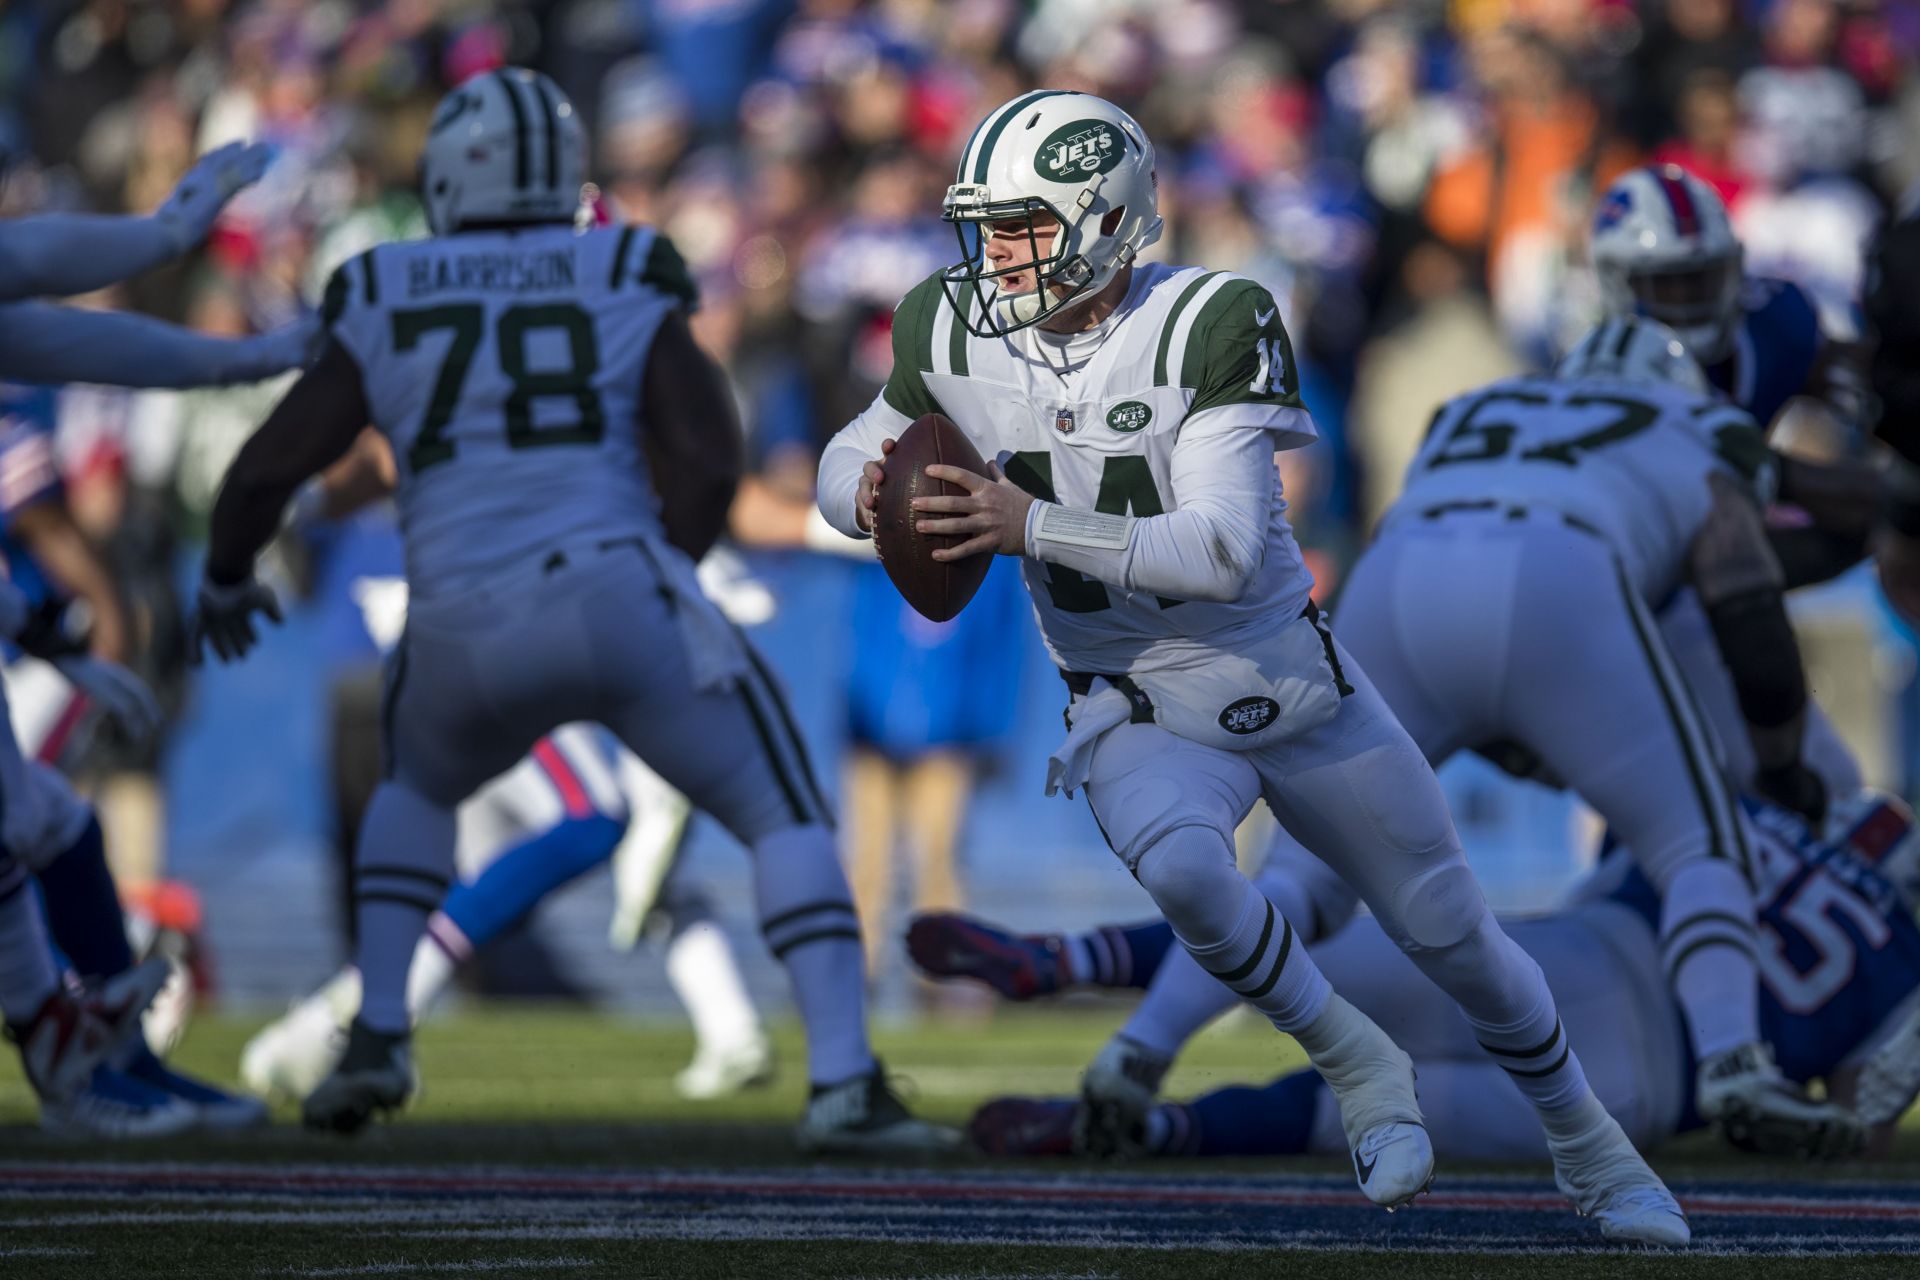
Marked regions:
[1549,1097,1690,1247]
[1697,1041,1862,1159]
[1301,995,1436,1210]
[1074,1035,1171,1159]
[1351,1121,1436,1210]
[674,1036,775,1101]
[794,1063,960,1155]
[239,987,349,1103]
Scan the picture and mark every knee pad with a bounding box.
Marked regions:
[1132,823,1243,933]
[1387,858,1489,951]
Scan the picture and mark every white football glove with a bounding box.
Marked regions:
[190,576,283,665]
[52,656,162,746]
[153,141,274,254]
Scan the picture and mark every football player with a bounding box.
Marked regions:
[816,91,1683,1243]
[963,790,1920,1164]
[0,139,313,1135]
[193,69,948,1153]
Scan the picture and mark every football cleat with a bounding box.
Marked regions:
[122,1049,267,1130]
[1074,1034,1171,1159]
[969,1096,1078,1157]
[10,957,170,1106]
[1301,995,1435,1210]
[1697,1041,1863,1159]
[239,985,349,1103]
[906,913,1068,1001]
[40,1064,199,1139]
[1548,1096,1690,1246]
[674,1035,775,1101]
[301,1021,416,1135]
[794,1063,960,1155]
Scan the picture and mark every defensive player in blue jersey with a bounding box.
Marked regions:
[0,140,313,1136]
[948,790,1920,1163]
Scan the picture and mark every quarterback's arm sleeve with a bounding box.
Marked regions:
[206,338,371,584]
[0,302,305,388]
[1024,413,1276,604]
[0,214,183,302]
[817,390,913,541]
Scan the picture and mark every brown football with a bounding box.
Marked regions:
[873,413,994,622]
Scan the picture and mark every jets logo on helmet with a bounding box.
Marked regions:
[1589,164,1744,364]
[939,91,1164,336]
[422,68,585,236]
[1036,120,1122,180]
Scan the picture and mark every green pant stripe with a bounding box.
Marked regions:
[743,644,834,827]
[737,679,811,826]
[1614,561,1741,877]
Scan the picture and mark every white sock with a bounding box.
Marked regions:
[1660,859,1761,1061]
[1063,935,1095,985]
[1134,830,1330,1034]
[752,824,873,1085]
[667,916,764,1053]
[405,914,466,1024]
[0,860,59,1022]
[352,782,457,1035]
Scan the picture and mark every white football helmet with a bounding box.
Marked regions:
[1590,164,1744,364]
[940,91,1163,335]
[1555,316,1711,396]
[422,68,585,236]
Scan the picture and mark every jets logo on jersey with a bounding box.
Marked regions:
[1218,696,1279,736]
[1054,407,1077,435]
[1107,401,1151,433]
[1036,120,1123,180]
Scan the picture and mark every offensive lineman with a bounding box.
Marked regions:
[1330,318,1852,1153]
[816,90,1683,1243]
[192,69,948,1152]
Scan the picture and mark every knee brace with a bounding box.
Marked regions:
[1386,858,1489,951]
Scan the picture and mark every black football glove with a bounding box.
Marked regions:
[15,597,92,662]
[1756,760,1829,828]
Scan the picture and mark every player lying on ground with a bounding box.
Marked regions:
[193,69,950,1153]
[0,140,314,1137]
[944,792,1920,1162]
[816,89,1682,1243]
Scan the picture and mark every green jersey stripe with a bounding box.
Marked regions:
[947,287,971,376]
[607,227,638,290]
[1152,271,1222,386]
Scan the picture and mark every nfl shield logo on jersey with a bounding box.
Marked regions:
[1054,408,1077,435]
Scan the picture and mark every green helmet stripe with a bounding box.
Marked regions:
[969,90,1074,184]
[492,70,532,191]
[959,93,1035,182]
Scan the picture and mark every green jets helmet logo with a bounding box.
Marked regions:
[1036,120,1124,181]
[1107,401,1151,433]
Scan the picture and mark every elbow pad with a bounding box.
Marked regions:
[1704,587,1807,729]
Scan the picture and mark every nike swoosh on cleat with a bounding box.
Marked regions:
[1355,1150,1376,1184]
[1254,306,1276,327]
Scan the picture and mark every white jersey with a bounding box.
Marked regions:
[323,222,694,600]
[870,263,1318,674]
[1388,374,1773,601]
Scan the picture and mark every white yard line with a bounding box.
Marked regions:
[263,1259,592,1278]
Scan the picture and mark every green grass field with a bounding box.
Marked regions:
[4,1005,1919,1278]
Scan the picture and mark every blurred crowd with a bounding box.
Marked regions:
[4,0,1920,990]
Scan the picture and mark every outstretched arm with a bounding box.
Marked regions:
[0,301,313,389]
[0,142,273,301]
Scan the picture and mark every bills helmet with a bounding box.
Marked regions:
[1590,165,1743,364]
